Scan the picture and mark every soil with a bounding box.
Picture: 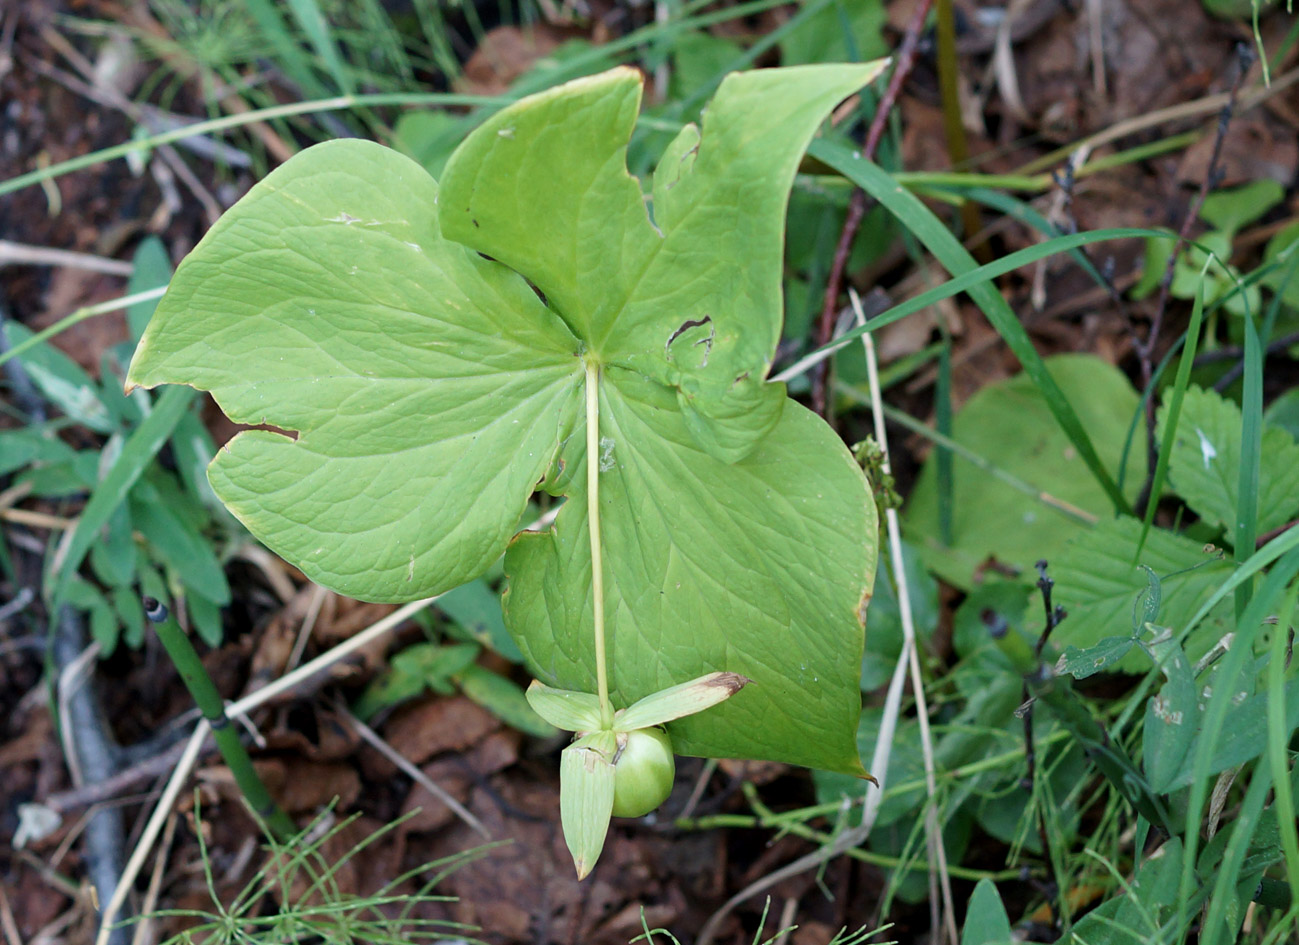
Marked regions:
[2,1,1297,944]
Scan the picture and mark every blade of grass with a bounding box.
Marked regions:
[241,0,333,98]
[0,91,513,200]
[285,0,355,95]
[935,339,953,546]
[1176,546,1299,938]
[808,140,1141,514]
[1134,258,1212,561]
[772,226,1173,385]
[47,385,194,607]
[1200,757,1276,945]
[0,288,166,371]
[1266,582,1299,902]
[1237,306,1262,616]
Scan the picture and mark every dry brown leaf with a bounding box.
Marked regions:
[457,25,567,96]
[383,695,500,765]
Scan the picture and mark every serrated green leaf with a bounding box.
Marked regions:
[1052,517,1232,670]
[128,66,883,774]
[1264,386,1299,442]
[1161,386,1299,538]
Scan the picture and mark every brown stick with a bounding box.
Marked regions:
[813,0,936,416]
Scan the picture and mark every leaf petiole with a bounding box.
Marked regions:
[585,356,614,730]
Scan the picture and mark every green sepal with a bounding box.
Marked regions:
[527,681,605,732]
[613,671,749,732]
[560,730,617,879]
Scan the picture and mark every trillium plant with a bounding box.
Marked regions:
[127,62,884,876]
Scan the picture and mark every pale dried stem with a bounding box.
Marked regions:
[852,288,958,945]
[130,811,178,945]
[0,240,134,276]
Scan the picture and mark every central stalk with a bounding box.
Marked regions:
[584,358,614,729]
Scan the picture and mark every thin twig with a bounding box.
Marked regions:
[1019,560,1068,928]
[0,240,134,275]
[855,289,957,945]
[0,883,23,945]
[1135,43,1254,516]
[130,811,178,945]
[812,0,935,416]
[337,701,492,840]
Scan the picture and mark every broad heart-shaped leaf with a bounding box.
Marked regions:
[127,65,881,774]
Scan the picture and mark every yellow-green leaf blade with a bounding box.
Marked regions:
[128,139,584,601]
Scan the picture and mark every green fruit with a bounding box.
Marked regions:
[611,728,675,817]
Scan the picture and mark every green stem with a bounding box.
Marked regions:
[584,359,614,729]
[144,596,297,840]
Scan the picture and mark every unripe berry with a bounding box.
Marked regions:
[611,728,675,817]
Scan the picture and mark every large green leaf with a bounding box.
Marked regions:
[128,65,883,773]
[506,371,874,769]
[129,140,584,601]
[440,65,884,464]
[1160,386,1299,539]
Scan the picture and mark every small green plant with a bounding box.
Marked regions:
[2,237,235,651]
[126,63,886,875]
[133,799,487,944]
[1133,179,1286,320]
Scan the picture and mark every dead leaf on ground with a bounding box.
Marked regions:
[396,728,520,833]
[457,25,572,96]
[383,694,500,766]
[1177,116,1299,187]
